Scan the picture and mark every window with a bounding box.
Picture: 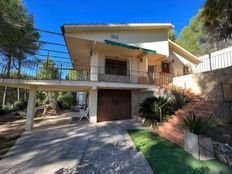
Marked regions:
[105,59,127,76]
[161,62,170,73]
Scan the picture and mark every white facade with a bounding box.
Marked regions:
[74,30,169,56]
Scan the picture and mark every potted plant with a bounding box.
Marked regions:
[183,112,215,160]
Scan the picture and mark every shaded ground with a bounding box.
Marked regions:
[0,111,79,159]
[0,112,26,159]
[128,129,232,174]
[0,120,153,174]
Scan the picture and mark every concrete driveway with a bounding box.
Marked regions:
[0,120,153,174]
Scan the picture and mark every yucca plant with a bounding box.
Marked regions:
[183,112,206,135]
[137,96,174,127]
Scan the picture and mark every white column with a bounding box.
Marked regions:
[129,57,132,71]
[145,56,148,72]
[90,50,99,81]
[129,57,132,82]
[88,89,97,123]
[25,88,37,130]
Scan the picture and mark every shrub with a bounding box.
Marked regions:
[171,89,189,110]
[2,103,13,112]
[57,93,76,110]
[183,112,206,135]
[13,100,27,110]
[137,96,174,127]
[36,91,48,106]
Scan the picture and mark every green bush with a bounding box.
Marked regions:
[57,93,76,110]
[36,91,48,106]
[13,100,27,110]
[171,89,189,110]
[137,96,174,127]
[183,112,206,135]
[2,103,13,112]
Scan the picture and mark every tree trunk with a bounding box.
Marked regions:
[2,86,7,107]
[17,88,20,101]
[6,54,12,77]
[54,92,58,102]
[48,92,51,102]
[24,90,27,101]
[17,58,21,78]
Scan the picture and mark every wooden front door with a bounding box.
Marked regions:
[97,89,131,122]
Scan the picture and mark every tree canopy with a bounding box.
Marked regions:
[201,0,232,41]
[176,10,208,56]
[38,57,59,80]
[176,9,232,56]
[168,30,177,42]
[0,0,40,77]
[67,69,79,80]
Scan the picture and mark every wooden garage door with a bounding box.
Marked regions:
[97,89,131,122]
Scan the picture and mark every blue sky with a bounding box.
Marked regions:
[22,0,204,65]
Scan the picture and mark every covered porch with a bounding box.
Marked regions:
[64,35,168,85]
[0,37,179,86]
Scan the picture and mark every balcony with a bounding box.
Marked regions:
[0,63,175,86]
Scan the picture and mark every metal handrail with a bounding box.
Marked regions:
[0,62,156,85]
[0,61,186,88]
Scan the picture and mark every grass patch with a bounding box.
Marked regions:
[0,137,19,160]
[128,129,232,174]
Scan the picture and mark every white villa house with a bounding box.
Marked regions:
[0,23,201,130]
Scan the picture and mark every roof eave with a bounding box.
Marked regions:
[168,40,201,65]
[62,23,174,32]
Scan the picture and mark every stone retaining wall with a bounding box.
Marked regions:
[214,102,232,119]
[213,141,232,167]
[173,66,232,96]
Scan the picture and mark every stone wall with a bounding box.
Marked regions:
[173,66,232,96]
[214,102,232,119]
[213,141,232,167]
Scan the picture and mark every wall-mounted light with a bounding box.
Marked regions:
[172,59,175,63]
[89,49,93,56]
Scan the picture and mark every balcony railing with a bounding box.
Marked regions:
[0,63,176,86]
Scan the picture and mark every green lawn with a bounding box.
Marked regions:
[128,129,232,174]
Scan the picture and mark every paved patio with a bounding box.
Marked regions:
[0,120,153,174]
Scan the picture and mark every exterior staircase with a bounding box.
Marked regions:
[154,92,201,147]
[154,82,232,147]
